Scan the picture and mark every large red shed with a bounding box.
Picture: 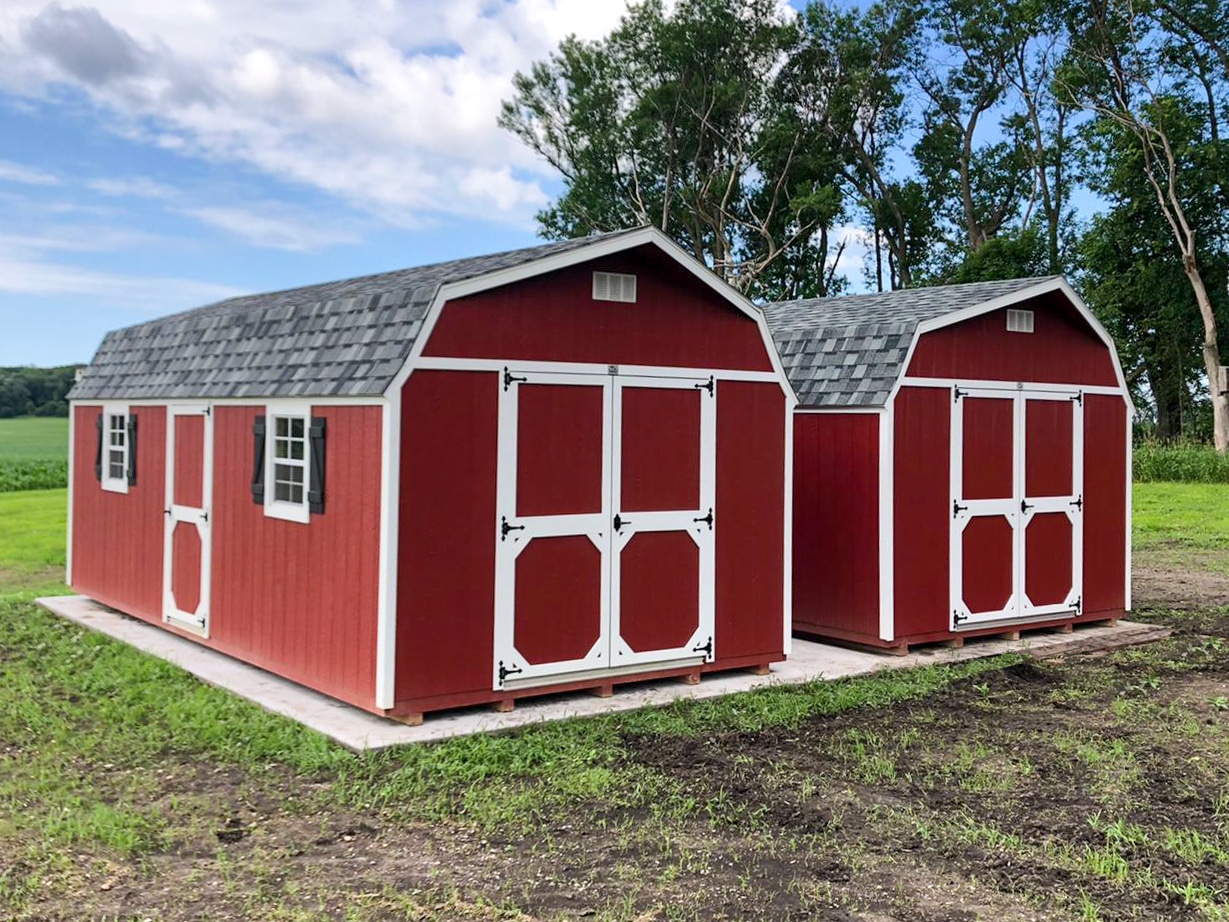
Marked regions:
[765,277,1132,651]
[67,228,795,722]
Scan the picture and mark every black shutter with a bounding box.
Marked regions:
[308,417,326,515]
[94,414,103,481]
[126,413,138,486]
[251,415,266,504]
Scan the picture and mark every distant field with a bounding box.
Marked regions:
[0,416,69,460]
[0,417,69,492]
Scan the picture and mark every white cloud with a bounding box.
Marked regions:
[0,158,58,185]
[0,1,639,225]
[183,204,362,251]
[0,254,243,308]
[87,176,177,199]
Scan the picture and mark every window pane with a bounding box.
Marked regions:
[289,418,305,439]
[276,417,290,437]
[275,437,290,459]
[290,439,304,460]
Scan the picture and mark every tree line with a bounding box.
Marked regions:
[0,366,79,418]
[500,0,1229,450]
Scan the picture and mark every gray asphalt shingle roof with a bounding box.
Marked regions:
[764,277,1058,407]
[69,231,637,401]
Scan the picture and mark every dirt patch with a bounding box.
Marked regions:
[1134,563,1229,610]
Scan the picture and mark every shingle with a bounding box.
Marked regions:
[765,277,1058,407]
[70,231,637,400]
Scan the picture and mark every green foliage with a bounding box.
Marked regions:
[0,417,70,492]
[0,366,79,419]
[0,459,67,493]
[1134,441,1229,483]
[945,225,1051,283]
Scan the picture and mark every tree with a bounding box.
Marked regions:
[1062,0,1229,451]
[499,0,847,299]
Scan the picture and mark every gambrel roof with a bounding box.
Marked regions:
[764,277,1062,408]
[69,231,641,401]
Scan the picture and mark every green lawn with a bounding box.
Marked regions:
[0,416,68,460]
[1,484,1227,920]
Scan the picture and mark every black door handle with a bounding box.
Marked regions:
[614,513,630,532]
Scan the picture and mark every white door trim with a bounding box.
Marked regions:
[162,404,213,636]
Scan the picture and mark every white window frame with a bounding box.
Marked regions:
[264,402,312,524]
[101,404,130,495]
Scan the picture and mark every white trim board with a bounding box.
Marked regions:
[375,396,401,711]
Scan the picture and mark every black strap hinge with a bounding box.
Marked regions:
[692,636,713,659]
[954,386,965,401]
[693,508,714,529]
[503,367,528,391]
[500,516,525,541]
[953,610,968,625]
[497,660,523,686]
[953,500,967,517]
[1071,496,1083,510]
[694,375,715,397]
[1072,392,1083,405]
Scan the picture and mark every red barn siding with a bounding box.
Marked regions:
[209,405,381,710]
[907,294,1119,387]
[423,247,773,372]
[395,370,500,709]
[893,386,952,639]
[791,412,879,639]
[1081,394,1129,618]
[71,405,166,621]
[714,381,786,662]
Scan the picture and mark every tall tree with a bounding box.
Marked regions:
[499,0,846,299]
[1062,0,1229,451]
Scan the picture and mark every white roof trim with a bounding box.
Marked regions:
[387,227,796,408]
[886,277,1133,410]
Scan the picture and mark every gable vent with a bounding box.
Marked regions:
[593,271,637,303]
[1006,308,1035,333]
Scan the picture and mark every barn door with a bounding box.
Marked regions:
[493,368,717,690]
[950,387,1083,629]
[163,405,212,632]
[493,372,613,687]
[950,390,1020,627]
[1020,392,1084,620]
[610,376,716,670]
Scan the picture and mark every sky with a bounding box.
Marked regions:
[4,1,821,367]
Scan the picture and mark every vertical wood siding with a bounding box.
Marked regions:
[893,386,953,638]
[1081,395,1129,618]
[396,370,501,707]
[210,405,381,710]
[423,248,773,372]
[907,295,1120,387]
[70,405,166,621]
[791,412,880,638]
[714,381,786,661]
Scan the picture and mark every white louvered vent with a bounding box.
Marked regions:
[592,271,638,303]
[1006,308,1035,333]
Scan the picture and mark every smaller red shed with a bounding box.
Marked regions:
[67,227,795,723]
[766,277,1132,651]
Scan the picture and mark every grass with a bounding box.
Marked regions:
[0,417,68,460]
[1132,482,1229,578]
[0,489,67,595]
[0,417,69,493]
[1134,440,1229,484]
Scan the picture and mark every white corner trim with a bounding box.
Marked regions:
[782,390,794,657]
[375,396,400,711]
[877,405,894,641]
[1124,400,1133,613]
[66,403,76,586]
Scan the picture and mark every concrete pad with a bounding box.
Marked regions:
[37,595,1171,752]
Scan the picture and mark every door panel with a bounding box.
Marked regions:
[513,535,604,665]
[950,388,1083,629]
[516,384,605,516]
[163,405,211,631]
[961,515,1015,616]
[619,387,701,512]
[611,377,715,668]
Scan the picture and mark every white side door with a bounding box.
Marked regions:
[163,405,212,632]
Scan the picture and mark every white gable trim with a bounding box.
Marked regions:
[886,278,1133,409]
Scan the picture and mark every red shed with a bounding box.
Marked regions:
[766,277,1132,651]
[67,228,795,722]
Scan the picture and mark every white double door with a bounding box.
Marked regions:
[493,370,717,689]
[950,387,1084,629]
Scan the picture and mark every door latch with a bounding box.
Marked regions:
[613,513,630,532]
[1021,500,1034,513]
[500,515,525,541]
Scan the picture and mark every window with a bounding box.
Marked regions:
[272,416,307,506]
[97,406,133,494]
[255,405,325,523]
